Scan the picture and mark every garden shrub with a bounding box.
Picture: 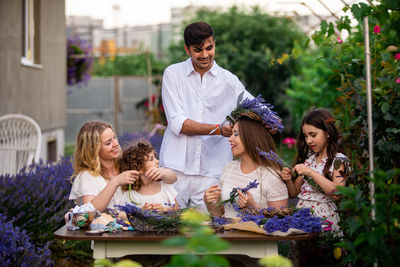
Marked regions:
[0,213,53,266]
[0,157,74,246]
[293,0,400,265]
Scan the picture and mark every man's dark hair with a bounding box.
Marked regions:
[184,22,214,47]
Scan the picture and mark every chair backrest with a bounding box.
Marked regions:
[0,114,42,176]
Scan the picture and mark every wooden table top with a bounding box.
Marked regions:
[54,226,319,242]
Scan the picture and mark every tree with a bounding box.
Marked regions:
[168,6,306,127]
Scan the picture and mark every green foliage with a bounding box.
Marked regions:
[292,1,400,266]
[162,210,230,267]
[92,52,167,76]
[337,169,400,266]
[52,240,93,265]
[259,255,293,267]
[168,5,306,123]
[285,45,343,132]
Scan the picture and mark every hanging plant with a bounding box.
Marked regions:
[67,37,93,86]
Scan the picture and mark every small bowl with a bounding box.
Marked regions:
[72,212,99,229]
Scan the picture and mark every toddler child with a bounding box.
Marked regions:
[120,141,178,212]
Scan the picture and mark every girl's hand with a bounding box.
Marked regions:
[113,170,139,186]
[294,164,316,178]
[142,203,166,212]
[237,190,257,208]
[145,166,162,182]
[281,167,293,182]
[149,203,166,212]
[204,185,221,205]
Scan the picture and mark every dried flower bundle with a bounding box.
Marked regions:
[117,203,184,233]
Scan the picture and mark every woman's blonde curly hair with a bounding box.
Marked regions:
[71,120,120,182]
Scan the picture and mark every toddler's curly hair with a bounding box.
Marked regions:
[120,140,154,191]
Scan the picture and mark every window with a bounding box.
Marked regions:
[21,0,41,67]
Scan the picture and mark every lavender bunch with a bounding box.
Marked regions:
[263,208,322,233]
[116,203,184,233]
[0,213,53,266]
[218,179,259,206]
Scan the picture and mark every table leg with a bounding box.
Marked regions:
[93,241,107,259]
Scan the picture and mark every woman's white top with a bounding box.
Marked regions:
[219,160,288,218]
[120,181,178,208]
[69,171,124,210]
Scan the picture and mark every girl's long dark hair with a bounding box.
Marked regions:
[294,109,345,179]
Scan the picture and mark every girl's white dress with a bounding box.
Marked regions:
[219,160,288,218]
[69,171,124,210]
[296,153,347,233]
[120,181,178,208]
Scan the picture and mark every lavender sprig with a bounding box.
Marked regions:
[218,179,259,206]
[257,148,323,192]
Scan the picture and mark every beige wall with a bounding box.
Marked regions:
[0,0,66,131]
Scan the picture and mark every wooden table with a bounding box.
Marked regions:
[54,226,318,259]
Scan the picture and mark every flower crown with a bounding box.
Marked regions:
[227,95,284,134]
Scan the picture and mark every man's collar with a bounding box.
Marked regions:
[185,58,219,76]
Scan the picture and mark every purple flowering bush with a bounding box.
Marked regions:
[0,213,53,266]
[67,37,93,86]
[0,157,74,246]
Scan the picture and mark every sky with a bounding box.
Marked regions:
[66,0,349,29]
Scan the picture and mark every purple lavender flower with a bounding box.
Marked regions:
[239,95,284,133]
[218,179,259,206]
[256,147,285,166]
[0,213,53,266]
[263,208,322,233]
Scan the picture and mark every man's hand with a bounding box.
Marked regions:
[220,123,233,137]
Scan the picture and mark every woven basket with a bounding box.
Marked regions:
[240,207,293,218]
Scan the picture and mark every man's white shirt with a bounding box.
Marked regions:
[160,58,252,178]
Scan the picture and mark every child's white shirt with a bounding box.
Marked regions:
[120,181,178,208]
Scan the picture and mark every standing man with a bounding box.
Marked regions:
[159,22,252,211]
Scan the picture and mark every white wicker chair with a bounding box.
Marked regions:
[0,114,41,176]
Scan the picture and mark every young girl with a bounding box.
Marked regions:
[282,108,349,232]
[120,141,178,212]
[69,121,139,212]
[204,99,288,218]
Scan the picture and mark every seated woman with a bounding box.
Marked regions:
[120,141,178,212]
[204,97,288,218]
[69,120,139,212]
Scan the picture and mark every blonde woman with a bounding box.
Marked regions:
[69,120,139,212]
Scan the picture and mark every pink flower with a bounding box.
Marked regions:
[283,137,296,148]
[337,37,343,44]
[395,53,400,61]
[396,77,400,83]
[374,25,381,34]
[322,219,333,231]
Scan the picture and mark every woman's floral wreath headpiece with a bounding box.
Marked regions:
[227,95,284,134]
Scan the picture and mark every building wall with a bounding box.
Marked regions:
[0,0,66,162]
